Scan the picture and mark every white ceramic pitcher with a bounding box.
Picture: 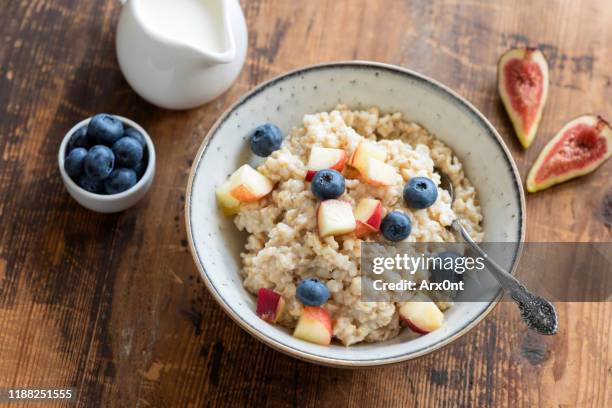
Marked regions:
[116,0,247,110]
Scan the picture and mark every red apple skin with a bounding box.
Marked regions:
[399,301,444,334]
[354,199,382,237]
[363,203,382,230]
[400,316,430,334]
[306,170,317,182]
[256,288,285,323]
[355,221,376,237]
[305,152,348,181]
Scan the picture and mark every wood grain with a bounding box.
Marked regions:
[0,0,610,406]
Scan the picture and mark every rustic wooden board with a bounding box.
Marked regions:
[0,0,610,406]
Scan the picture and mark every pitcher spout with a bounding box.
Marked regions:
[196,0,236,65]
[131,0,237,66]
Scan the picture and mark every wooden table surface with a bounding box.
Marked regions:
[1,0,611,406]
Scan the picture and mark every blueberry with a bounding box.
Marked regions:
[296,278,330,306]
[380,211,412,241]
[310,169,345,200]
[64,147,88,179]
[87,114,124,146]
[112,137,143,168]
[430,252,464,284]
[84,145,115,180]
[249,123,283,157]
[77,174,104,194]
[104,168,138,194]
[67,126,90,151]
[124,127,146,148]
[403,177,438,209]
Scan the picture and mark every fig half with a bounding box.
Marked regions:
[498,48,549,148]
[526,115,612,192]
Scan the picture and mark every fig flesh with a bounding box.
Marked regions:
[526,115,612,192]
[498,48,549,148]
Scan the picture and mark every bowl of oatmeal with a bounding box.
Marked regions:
[186,62,525,366]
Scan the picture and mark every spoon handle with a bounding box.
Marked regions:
[451,220,527,300]
[451,220,558,335]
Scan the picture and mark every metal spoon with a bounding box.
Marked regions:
[436,168,558,335]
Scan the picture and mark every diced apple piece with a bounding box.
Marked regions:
[317,199,356,237]
[229,164,274,203]
[354,198,382,237]
[293,306,333,345]
[215,180,241,215]
[256,288,285,323]
[399,300,444,334]
[363,158,397,186]
[349,141,386,173]
[306,147,348,181]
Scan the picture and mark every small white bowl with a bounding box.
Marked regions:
[58,115,156,213]
[186,62,525,367]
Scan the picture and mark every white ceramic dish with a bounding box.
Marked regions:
[186,62,525,367]
[58,116,156,213]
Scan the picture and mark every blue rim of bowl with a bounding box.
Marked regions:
[58,115,156,200]
[185,61,526,367]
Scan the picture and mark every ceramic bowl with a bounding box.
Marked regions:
[186,62,525,367]
[58,116,156,213]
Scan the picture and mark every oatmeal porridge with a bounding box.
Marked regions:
[216,105,483,346]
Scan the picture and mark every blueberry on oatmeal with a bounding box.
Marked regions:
[404,176,438,209]
[249,123,283,157]
[310,169,345,200]
[381,211,412,241]
[296,278,330,306]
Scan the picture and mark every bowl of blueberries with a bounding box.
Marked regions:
[58,114,155,213]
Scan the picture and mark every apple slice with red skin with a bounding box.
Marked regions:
[293,306,333,345]
[349,141,387,173]
[256,288,285,323]
[526,115,612,192]
[229,164,274,202]
[305,147,348,181]
[399,300,444,334]
[317,199,356,237]
[498,47,549,149]
[354,198,382,237]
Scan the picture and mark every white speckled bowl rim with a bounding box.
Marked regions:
[185,61,526,367]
